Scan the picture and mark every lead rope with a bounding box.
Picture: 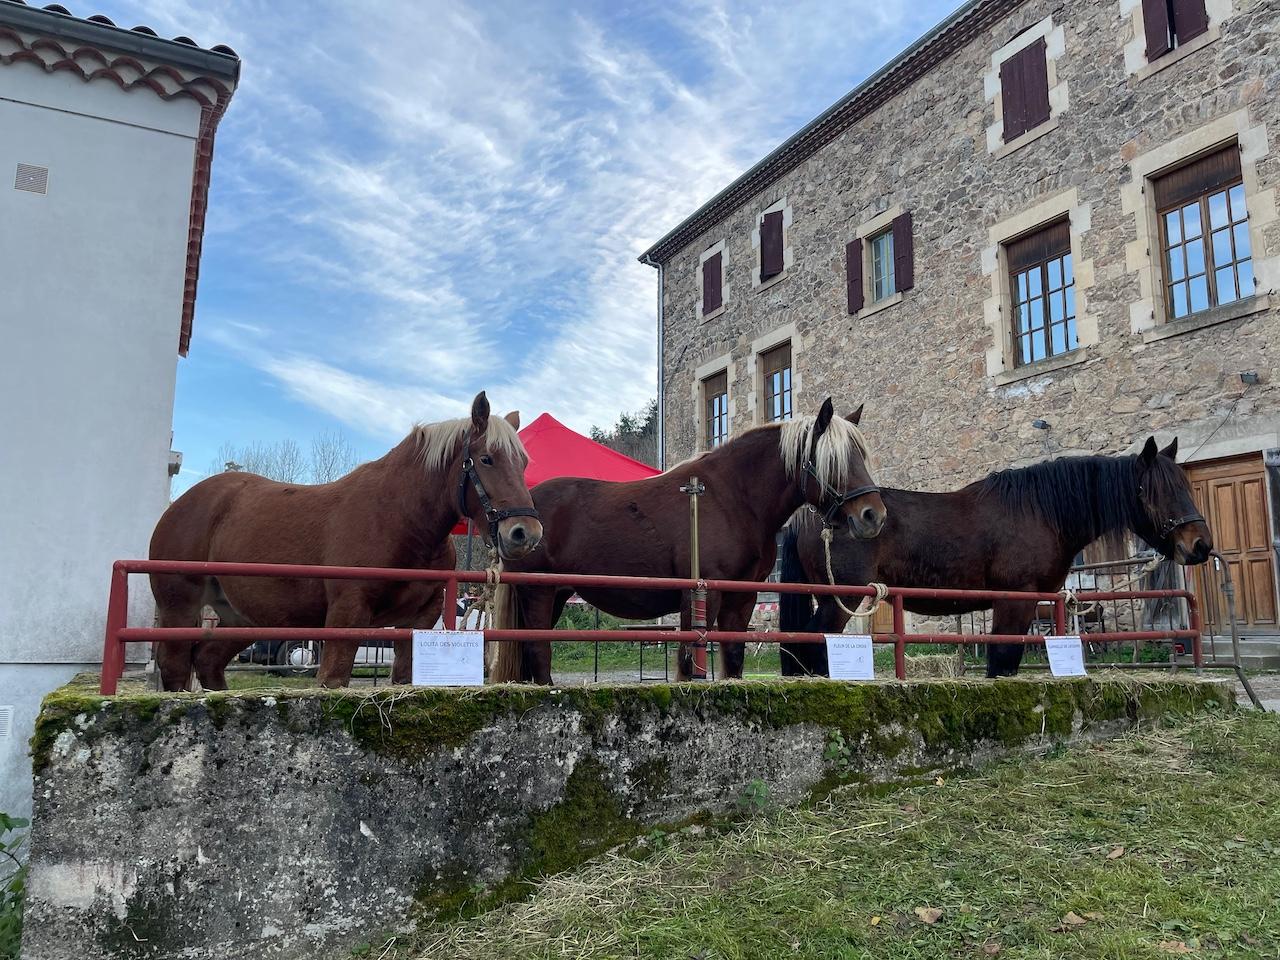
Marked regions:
[820,525,889,620]
[468,546,504,630]
[1057,553,1167,627]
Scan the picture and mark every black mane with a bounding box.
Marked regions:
[978,455,1152,546]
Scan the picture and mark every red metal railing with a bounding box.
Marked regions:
[100,558,1203,694]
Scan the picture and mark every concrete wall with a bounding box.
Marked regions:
[658,0,1279,483]
[22,675,1232,960]
[0,58,202,816]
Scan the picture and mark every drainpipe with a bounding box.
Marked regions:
[639,253,665,469]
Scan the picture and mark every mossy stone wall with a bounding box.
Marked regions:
[22,675,1232,960]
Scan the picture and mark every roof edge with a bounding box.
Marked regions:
[0,1,240,80]
[638,0,1027,266]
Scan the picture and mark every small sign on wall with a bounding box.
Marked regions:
[411,630,484,686]
[825,634,876,681]
[1044,636,1087,677]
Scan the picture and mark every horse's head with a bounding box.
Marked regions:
[784,398,886,539]
[1133,436,1212,565]
[457,392,543,559]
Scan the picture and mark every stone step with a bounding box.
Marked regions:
[1178,636,1280,670]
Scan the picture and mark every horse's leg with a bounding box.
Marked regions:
[392,588,446,685]
[987,600,1039,678]
[715,592,751,679]
[515,586,560,685]
[316,590,373,688]
[156,605,199,692]
[676,592,695,682]
[783,596,847,677]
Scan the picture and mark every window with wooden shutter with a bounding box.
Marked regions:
[1144,0,1210,60]
[870,230,895,302]
[759,343,792,423]
[760,210,784,281]
[703,371,729,448]
[1155,145,1252,320]
[701,251,722,316]
[1007,219,1076,365]
[999,37,1050,143]
[891,211,914,292]
[846,239,864,314]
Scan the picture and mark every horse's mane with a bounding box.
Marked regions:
[779,415,869,488]
[978,453,1180,544]
[412,415,525,473]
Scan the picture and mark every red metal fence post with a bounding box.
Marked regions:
[892,594,906,680]
[100,562,129,695]
[1054,595,1067,636]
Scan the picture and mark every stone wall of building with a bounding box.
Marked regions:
[657,0,1279,490]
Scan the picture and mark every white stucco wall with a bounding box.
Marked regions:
[0,59,202,816]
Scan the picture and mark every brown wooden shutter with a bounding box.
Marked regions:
[702,252,722,315]
[1143,0,1172,59]
[891,212,914,292]
[1153,145,1241,210]
[999,52,1026,141]
[1171,0,1209,44]
[760,211,784,281]
[1006,219,1070,273]
[1021,39,1050,131]
[845,239,864,314]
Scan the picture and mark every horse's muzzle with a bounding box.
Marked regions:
[846,503,886,540]
[497,518,543,559]
[1175,536,1211,566]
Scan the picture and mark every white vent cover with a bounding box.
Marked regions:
[0,706,12,740]
[15,163,48,194]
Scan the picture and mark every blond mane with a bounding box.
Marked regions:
[778,414,870,487]
[412,415,526,473]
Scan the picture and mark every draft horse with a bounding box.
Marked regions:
[779,437,1213,678]
[149,392,541,691]
[495,398,886,683]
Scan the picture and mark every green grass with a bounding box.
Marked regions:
[380,709,1280,960]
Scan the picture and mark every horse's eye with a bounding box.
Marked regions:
[480,454,494,466]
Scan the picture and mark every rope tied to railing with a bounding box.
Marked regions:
[1057,553,1169,627]
[820,525,889,619]
[466,547,504,629]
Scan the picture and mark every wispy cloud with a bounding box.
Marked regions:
[99,0,950,460]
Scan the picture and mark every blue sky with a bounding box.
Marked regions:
[94,0,957,491]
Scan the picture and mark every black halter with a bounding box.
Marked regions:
[1157,511,1205,539]
[457,430,540,546]
[802,460,879,529]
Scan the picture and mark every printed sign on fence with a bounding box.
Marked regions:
[411,630,484,686]
[825,634,875,681]
[1044,635,1087,677]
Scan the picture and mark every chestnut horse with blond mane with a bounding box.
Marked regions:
[492,398,885,683]
[149,392,541,691]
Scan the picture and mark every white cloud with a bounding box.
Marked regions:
[109,0,947,438]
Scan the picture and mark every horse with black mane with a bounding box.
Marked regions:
[149,392,540,691]
[491,398,885,683]
[779,437,1212,678]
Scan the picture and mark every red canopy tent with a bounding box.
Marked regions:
[451,412,659,535]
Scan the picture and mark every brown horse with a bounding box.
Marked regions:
[778,437,1213,678]
[495,398,886,683]
[149,392,541,691]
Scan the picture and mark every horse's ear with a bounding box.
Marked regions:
[845,404,864,426]
[1140,436,1159,467]
[815,397,834,436]
[1160,437,1178,461]
[470,391,490,432]
[504,410,520,431]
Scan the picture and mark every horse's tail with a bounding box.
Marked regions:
[485,583,524,683]
[778,522,814,633]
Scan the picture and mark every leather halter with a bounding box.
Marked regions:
[802,461,879,529]
[1157,511,1205,540]
[457,430,540,546]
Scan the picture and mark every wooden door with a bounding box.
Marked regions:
[1188,455,1278,633]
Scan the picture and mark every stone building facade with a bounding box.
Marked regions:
[642,0,1280,640]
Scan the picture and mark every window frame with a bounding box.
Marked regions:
[1006,219,1077,368]
[1156,166,1253,323]
[759,342,793,424]
[702,370,729,449]
[869,229,896,304]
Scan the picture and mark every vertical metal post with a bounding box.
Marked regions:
[1053,595,1067,636]
[594,606,600,682]
[444,578,457,630]
[100,562,129,695]
[892,594,906,680]
[680,476,707,679]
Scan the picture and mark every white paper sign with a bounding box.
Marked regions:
[1044,635,1087,677]
[411,630,484,686]
[825,634,875,681]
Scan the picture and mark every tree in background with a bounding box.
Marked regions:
[209,429,360,484]
[590,398,657,466]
